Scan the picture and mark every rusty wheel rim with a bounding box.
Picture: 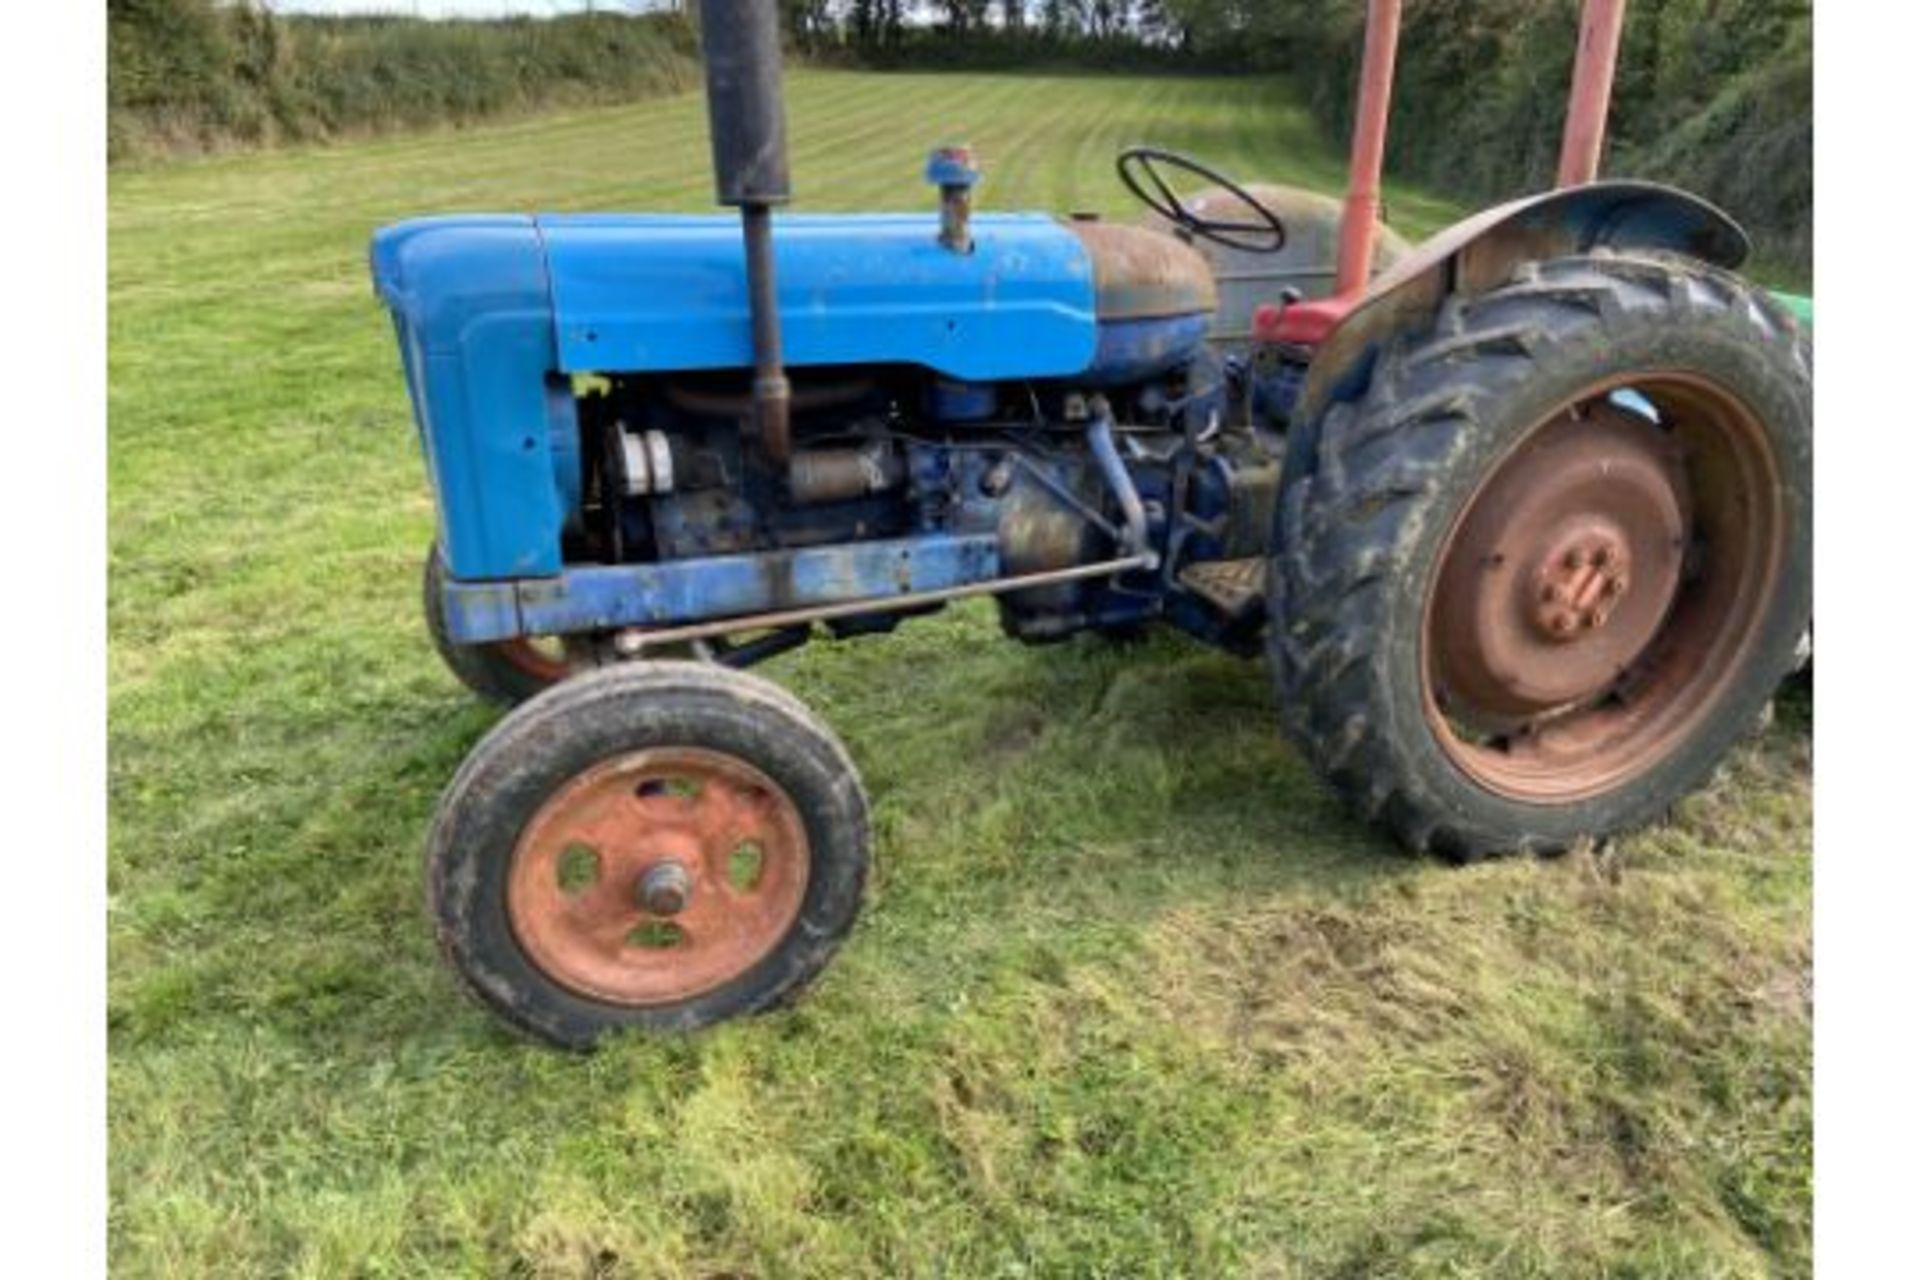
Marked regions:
[494,636,572,684]
[506,748,810,1005]
[1422,374,1785,803]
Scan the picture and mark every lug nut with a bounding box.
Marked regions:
[1551,612,1576,634]
[1606,577,1627,596]
[1564,549,1584,570]
[1591,545,1613,567]
[1541,584,1563,604]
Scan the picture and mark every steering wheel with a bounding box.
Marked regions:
[1116,146,1288,255]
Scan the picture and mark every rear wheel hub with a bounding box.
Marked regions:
[1430,402,1689,728]
[1528,523,1632,643]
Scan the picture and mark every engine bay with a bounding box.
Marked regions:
[559,349,1289,659]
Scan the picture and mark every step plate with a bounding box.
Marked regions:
[1178,557,1267,619]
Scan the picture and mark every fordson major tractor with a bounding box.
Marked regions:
[372,0,1811,1046]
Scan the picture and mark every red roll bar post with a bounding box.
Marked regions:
[1333,0,1405,297]
[1261,0,1632,349]
[1557,0,1629,187]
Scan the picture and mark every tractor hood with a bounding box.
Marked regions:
[370,211,1124,579]
[370,211,1101,383]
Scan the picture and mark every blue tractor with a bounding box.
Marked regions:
[374,0,1810,1047]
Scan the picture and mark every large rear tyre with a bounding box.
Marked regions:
[422,543,572,706]
[427,662,870,1047]
[1270,252,1811,860]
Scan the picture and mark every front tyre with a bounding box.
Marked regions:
[427,662,870,1047]
[1270,252,1811,860]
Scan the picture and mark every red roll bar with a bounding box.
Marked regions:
[1261,0,1631,347]
[1333,0,1404,297]
[1557,0,1628,186]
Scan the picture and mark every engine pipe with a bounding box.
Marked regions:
[788,441,906,505]
[1557,0,1629,186]
[1086,396,1157,570]
[617,553,1159,654]
[696,0,794,462]
[740,207,792,461]
[1333,0,1403,297]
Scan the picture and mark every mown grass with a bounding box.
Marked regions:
[108,69,1811,1276]
[108,6,699,163]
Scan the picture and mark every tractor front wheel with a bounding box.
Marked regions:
[1270,252,1811,859]
[426,662,870,1047]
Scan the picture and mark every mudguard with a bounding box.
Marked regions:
[1294,181,1751,423]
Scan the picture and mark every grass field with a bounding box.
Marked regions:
[108,70,1812,1276]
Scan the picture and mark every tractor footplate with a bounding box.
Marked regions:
[1178,557,1267,619]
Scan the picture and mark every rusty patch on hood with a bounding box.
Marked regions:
[1065,220,1218,320]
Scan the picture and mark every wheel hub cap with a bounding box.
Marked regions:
[1528,524,1632,642]
[638,860,692,916]
[1429,402,1689,731]
[505,748,809,1006]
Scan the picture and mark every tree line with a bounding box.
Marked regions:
[771,0,1810,278]
[111,1,1808,279]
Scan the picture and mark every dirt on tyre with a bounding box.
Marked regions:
[423,543,576,706]
[1270,251,1811,860]
[427,661,870,1047]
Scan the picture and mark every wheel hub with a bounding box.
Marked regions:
[1529,523,1632,642]
[638,860,692,916]
[1429,402,1690,732]
[505,747,809,1007]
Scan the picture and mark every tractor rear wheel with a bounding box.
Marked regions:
[426,662,870,1047]
[422,543,573,706]
[1270,252,1811,860]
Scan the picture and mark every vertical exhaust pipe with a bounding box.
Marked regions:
[697,0,793,462]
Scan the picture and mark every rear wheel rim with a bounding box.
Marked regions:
[506,747,810,1006]
[1421,373,1785,803]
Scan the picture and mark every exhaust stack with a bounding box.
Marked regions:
[697,0,793,462]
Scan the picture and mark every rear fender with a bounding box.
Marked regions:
[1295,182,1751,423]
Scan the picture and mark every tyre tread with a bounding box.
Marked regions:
[1268,252,1811,861]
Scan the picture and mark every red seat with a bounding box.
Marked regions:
[1252,295,1359,348]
